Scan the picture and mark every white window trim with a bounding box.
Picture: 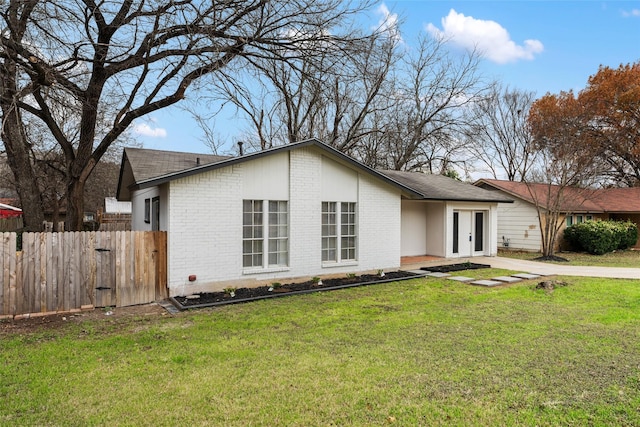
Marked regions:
[242,199,289,271]
[242,266,291,275]
[321,201,358,267]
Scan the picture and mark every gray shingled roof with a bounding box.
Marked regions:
[380,170,513,202]
[124,147,230,183]
[117,140,511,204]
[117,139,424,201]
[117,147,230,200]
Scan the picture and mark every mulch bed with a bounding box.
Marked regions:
[533,255,569,262]
[171,270,421,310]
[421,262,491,273]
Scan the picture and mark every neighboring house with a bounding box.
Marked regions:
[0,201,23,232]
[98,197,133,231]
[0,202,22,218]
[475,179,640,251]
[117,139,512,296]
[104,197,132,214]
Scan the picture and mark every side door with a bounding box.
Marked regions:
[453,210,473,257]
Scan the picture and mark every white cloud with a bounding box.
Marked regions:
[622,9,640,17]
[133,123,167,138]
[425,9,544,64]
[375,3,401,41]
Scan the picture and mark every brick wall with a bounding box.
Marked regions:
[164,148,403,296]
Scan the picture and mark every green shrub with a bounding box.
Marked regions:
[616,220,638,250]
[563,224,579,250]
[564,220,638,255]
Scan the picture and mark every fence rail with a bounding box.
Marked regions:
[0,231,167,319]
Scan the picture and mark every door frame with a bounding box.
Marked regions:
[451,209,487,257]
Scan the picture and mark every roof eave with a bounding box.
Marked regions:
[131,139,424,199]
[419,197,513,203]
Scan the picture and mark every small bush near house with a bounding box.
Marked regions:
[564,220,638,255]
[617,220,639,249]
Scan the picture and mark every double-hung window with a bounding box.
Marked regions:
[243,200,288,269]
[322,202,357,263]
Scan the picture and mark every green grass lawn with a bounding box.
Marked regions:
[2,271,640,426]
[499,248,640,267]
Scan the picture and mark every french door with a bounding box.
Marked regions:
[452,210,485,257]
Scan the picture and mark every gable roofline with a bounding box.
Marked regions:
[117,146,230,200]
[474,178,605,213]
[0,202,21,212]
[116,149,132,201]
[380,170,513,203]
[125,138,424,199]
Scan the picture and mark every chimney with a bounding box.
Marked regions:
[196,157,200,165]
[238,141,244,156]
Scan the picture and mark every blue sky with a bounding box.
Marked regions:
[132,1,640,154]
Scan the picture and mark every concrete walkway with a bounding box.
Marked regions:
[474,256,640,280]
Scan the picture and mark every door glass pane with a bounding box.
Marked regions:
[452,212,459,254]
[474,212,484,252]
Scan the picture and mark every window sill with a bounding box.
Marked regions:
[322,261,358,268]
[242,266,290,275]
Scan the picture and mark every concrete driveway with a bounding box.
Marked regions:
[475,256,640,280]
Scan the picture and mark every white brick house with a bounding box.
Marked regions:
[117,139,510,296]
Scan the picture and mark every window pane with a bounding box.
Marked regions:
[267,201,288,267]
[243,255,252,267]
[452,212,459,254]
[243,199,264,267]
[474,212,484,252]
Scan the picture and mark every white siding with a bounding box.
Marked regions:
[131,186,159,231]
[494,191,542,252]
[321,156,358,202]
[425,202,446,257]
[242,152,289,200]
[400,200,428,256]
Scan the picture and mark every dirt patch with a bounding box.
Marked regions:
[172,270,419,309]
[535,280,569,292]
[0,303,169,336]
[421,263,491,273]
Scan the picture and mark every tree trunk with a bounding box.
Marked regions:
[66,178,86,231]
[52,197,61,232]
[1,106,45,231]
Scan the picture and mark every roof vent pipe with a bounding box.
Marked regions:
[196,157,200,165]
[238,141,244,156]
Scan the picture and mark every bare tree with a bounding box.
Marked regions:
[210,29,488,175]
[359,35,487,173]
[527,91,603,257]
[1,0,375,230]
[203,25,399,155]
[467,84,537,181]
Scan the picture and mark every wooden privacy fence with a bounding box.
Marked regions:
[0,231,167,318]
